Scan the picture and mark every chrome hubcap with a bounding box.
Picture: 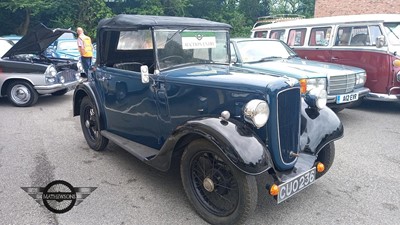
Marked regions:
[11,85,31,104]
[203,177,215,192]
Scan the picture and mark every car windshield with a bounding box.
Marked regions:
[383,22,400,45]
[0,39,13,57]
[57,40,77,50]
[236,40,297,63]
[154,29,229,69]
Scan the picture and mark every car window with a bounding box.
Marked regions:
[0,39,13,57]
[236,40,294,63]
[269,30,286,41]
[254,31,268,38]
[309,27,332,46]
[155,30,229,70]
[57,41,78,50]
[287,28,307,46]
[117,30,153,50]
[383,22,400,45]
[336,26,374,46]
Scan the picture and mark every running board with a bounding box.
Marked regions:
[101,130,159,161]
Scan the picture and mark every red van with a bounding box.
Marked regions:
[251,14,400,102]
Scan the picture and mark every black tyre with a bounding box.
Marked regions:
[347,98,364,109]
[180,139,257,225]
[80,97,108,151]
[7,80,39,107]
[316,142,335,179]
[331,107,345,113]
[51,89,68,96]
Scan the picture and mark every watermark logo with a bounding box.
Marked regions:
[21,180,97,214]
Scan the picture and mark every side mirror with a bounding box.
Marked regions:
[376,35,386,48]
[141,65,149,83]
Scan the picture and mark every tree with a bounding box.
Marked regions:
[40,0,113,38]
[0,0,55,35]
[269,0,314,17]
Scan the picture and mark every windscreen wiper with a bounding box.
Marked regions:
[253,56,282,63]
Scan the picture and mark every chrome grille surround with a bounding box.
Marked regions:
[57,69,78,83]
[327,74,356,95]
[276,87,301,165]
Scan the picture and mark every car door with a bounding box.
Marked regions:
[96,65,163,149]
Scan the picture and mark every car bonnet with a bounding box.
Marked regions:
[2,23,75,58]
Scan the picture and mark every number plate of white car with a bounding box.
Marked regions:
[277,167,316,203]
[336,93,359,104]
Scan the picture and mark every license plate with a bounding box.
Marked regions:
[336,93,359,104]
[277,167,316,204]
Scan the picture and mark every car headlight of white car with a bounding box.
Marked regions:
[304,88,327,110]
[243,99,269,129]
[355,72,367,88]
[299,78,326,94]
[77,60,84,73]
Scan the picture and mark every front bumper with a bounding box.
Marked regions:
[327,87,370,104]
[35,80,80,95]
[366,87,400,102]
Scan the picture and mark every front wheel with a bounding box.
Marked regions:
[7,81,39,107]
[316,142,335,179]
[79,97,108,151]
[180,139,257,225]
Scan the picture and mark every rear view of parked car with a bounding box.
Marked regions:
[230,38,370,112]
[0,23,81,107]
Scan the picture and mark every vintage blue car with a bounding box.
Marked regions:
[230,38,370,112]
[46,39,81,60]
[73,15,343,225]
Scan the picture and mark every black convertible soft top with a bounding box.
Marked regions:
[98,14,232,30]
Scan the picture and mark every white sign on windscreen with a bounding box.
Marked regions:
[182,32,216,49]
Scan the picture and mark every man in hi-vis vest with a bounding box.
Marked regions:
[76,27,93,76]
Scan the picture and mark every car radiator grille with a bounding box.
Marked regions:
[328,74,356,95]
[277,88,301,164]
[57,69,77,82]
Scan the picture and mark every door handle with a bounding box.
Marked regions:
[331,57,339,60]
[99,75,112,81]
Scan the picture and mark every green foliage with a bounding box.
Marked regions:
[270,0,315,18]
[0,0,315,38]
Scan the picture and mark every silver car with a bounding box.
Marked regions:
[0,24,81,107]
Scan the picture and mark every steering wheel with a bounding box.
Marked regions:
[160,55,184,64]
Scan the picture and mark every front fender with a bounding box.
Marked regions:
[154,117,273,175]
[300,101,344,154]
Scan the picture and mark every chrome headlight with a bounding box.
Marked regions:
[307,78,326,92]
[45,65,57,84]
[77,61,84,73]
[396,71,400,82]
[299,78,326,94]
[45,65,57,77]
[305,88,327,110]
[244,99,269,129]
[355,72,367,87]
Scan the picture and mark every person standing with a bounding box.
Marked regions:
[76,27,93,75]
